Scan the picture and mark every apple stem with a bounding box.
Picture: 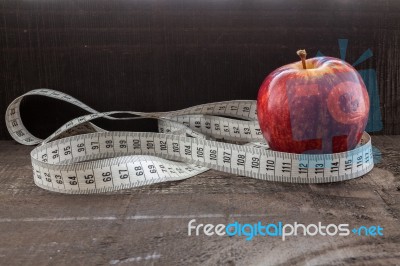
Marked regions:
[297,49,307,69]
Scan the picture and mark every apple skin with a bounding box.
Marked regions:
[257,56,370,154]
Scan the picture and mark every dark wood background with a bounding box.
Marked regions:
[1,0,399,140]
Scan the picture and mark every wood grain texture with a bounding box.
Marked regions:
[0,136,399,265]
[0,0,400,140]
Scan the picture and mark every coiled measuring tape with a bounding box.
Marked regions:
[5,89,374,194]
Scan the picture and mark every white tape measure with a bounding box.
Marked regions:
[5,89,374,194]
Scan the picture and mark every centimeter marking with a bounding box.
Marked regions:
[6,89,374,194]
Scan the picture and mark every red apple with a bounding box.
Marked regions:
[257,50,370,154]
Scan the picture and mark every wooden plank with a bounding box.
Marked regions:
[1,0,400,140]
[0,136,399,265]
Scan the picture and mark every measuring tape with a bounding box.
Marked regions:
[5,89,374,194]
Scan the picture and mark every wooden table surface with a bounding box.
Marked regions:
[0,136,399,265]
